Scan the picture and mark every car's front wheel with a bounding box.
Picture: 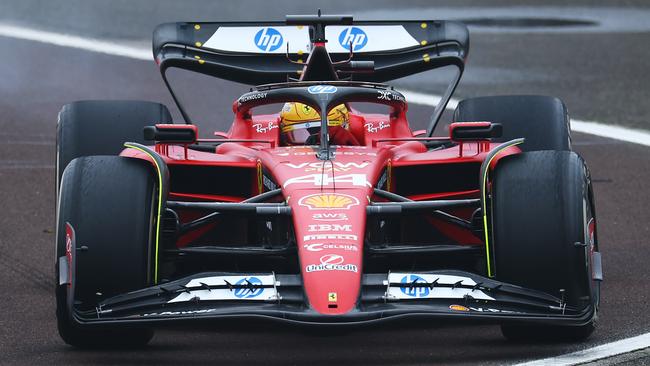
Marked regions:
[56,156,158,348]
[491,150,600,342]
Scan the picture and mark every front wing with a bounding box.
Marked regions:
[69,270,595,327]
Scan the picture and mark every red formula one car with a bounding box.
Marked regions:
[55,13,602,347]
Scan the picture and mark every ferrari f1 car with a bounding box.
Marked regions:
[55,13,602,347]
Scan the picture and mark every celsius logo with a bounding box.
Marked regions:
[339,27,368,51]
[307,85,337,94]
[233,277,264,298]
[254,28,283,52]
[399,274,430,298]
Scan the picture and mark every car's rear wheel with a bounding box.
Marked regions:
[491,150,600,342]
[56,100,172,185]
[453,95,571,151]
[56,156,158,348]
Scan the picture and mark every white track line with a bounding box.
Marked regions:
[401,90,650,147]
[512,332,650,366]
[0,23,150,60]
[1,21,650,365]
[1,22,647,147]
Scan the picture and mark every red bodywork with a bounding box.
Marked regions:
[121,107,519,315]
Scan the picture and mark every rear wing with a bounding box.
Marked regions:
[153,20,469,85]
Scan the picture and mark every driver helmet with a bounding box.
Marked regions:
[280,102,349,145]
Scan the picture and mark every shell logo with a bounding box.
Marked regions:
[298,194,360,210]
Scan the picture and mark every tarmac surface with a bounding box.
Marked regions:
[0,1,648,365]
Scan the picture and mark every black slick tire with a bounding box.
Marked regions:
[56,100,171,185]
[453,95,571,151]
[55,156,158,348]
[491,151,599,342]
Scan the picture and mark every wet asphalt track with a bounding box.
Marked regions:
[0,1,649,365]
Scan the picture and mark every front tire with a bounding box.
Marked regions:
[55,156,158,348]
[491,151,600,342]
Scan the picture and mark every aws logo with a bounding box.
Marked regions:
[298,194,360,210]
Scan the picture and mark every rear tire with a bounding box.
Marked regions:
[491,151,599,342]
[55,156,157,348]
[453,95,571,151]
[56,100,172,184]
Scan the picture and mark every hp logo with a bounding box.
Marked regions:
[254,28,283,52]
[233,277,264,299]
[399,274,430,298]
[307,85,338,94]
[338,27,368,51]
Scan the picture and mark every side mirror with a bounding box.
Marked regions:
[144,124,197,144]
[449,122,502,141]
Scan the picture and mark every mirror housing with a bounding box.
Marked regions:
[449,122,502,142]
[144,124,197,144]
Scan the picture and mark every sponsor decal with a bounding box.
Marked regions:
[399,274,431,298]
[448,304,515,313]
[252,121,278,133]
[304,243,358,252]
[339,27,368,51]
[328,292,338,302]
[333,151,377,157]
[254,27,283,52]
[167,275,277,303]
[303,234,358,241]
[143,308,218,317]
[233,277,264,299]
[306,254,358,273]
[60,223,75,286]
[377,90,405,102]
[377,90,392,101]
[285,161,370,172]
[205,26,308,54]
[308,224,352,232]
[284,173,371,188]
[467,307,517,314]
[326,25,419,53]
[364,121,391,133]
[313,213,348,221]
[299,193,360,210]
[588,217,595,247]
[321,254,344,265]
[274,147,377,157]
[391,92,405,102]
[238,92,267,103]
[449,304,470,312]
[307,85,338,94]
[386,273,495,301]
